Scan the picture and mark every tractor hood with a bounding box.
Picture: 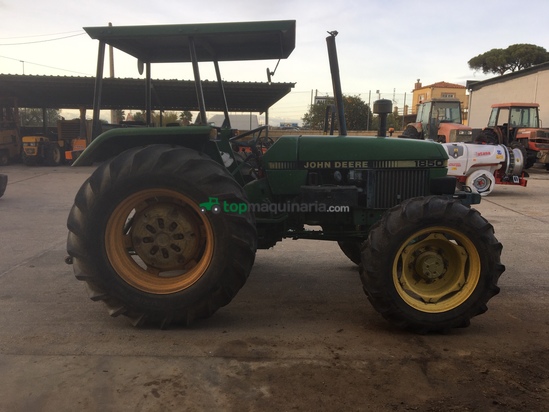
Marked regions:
[263,135,449,170]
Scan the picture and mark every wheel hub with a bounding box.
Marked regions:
[397,231,474,309]
[131,202,200,270]
[414,250,446,280]
[472,175,489,191]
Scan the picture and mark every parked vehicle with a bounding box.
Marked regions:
[66,21,503,333]
[22,119,88,166]
[400,98,473,143]
[475,103,549,169]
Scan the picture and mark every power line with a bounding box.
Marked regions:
[0,33,86,46]
[0,30,84,40]
[0,55,91,76]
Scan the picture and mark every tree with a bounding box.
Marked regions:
[129,110,193,126]
[468,44,549,75]
[19,108,61,126]
[302,94,373,131]
[152,111,179,125]
[132,111,145,123]
[302,97,331,130]
[344,95,372,131]
[180,110,193,125]
[113,110,125,123]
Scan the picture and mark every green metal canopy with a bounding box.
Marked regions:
[0,75,294,113]
[84,20,296,63]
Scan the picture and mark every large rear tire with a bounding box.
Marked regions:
[360,196,504,333]
[400,125,421,139]
[474,129,499,145]
[67,145,257,328]
[337,240,362,265]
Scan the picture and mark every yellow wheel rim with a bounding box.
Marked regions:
[105,189,214,294]
[392,226,481,313]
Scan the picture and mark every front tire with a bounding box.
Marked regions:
[46,144,62,166]
[22,152,37,166]
[360,196,504,333]
[67,145,257,327]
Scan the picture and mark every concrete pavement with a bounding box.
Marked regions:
[0,163,547,411]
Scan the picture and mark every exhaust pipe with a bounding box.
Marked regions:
[326,31,347,136]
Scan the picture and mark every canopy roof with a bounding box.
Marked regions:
[84,20,296,63]
[0,75,294,113]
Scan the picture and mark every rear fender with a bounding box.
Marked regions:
[72,125,216,166]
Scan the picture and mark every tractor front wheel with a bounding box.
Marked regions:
[22,153,37,166]
[46,144,62,166]
[67,145,257,328]
[360,196,504,333]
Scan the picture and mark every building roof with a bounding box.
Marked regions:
[0,74,294,113]
[421,81,466,89]
[467,61,549,91]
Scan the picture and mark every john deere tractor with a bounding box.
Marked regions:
[66,21,504,333]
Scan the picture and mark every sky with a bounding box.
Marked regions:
[1,0,549,126]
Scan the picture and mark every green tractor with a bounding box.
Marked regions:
[66,21,504,333]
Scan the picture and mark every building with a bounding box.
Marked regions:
[411,80,469,123]
[208,113,259,130]
[467,62,549,128]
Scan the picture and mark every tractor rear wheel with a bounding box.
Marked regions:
[337,240,362,265]
[67,145,257,328]
[400,125,421,139]
[360,196,504,333]
[474,129,499,145]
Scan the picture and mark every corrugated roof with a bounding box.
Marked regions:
[0,74,294,113]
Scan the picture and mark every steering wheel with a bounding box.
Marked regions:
[229,125,272,149]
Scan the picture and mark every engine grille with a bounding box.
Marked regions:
[365,169,430,209]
